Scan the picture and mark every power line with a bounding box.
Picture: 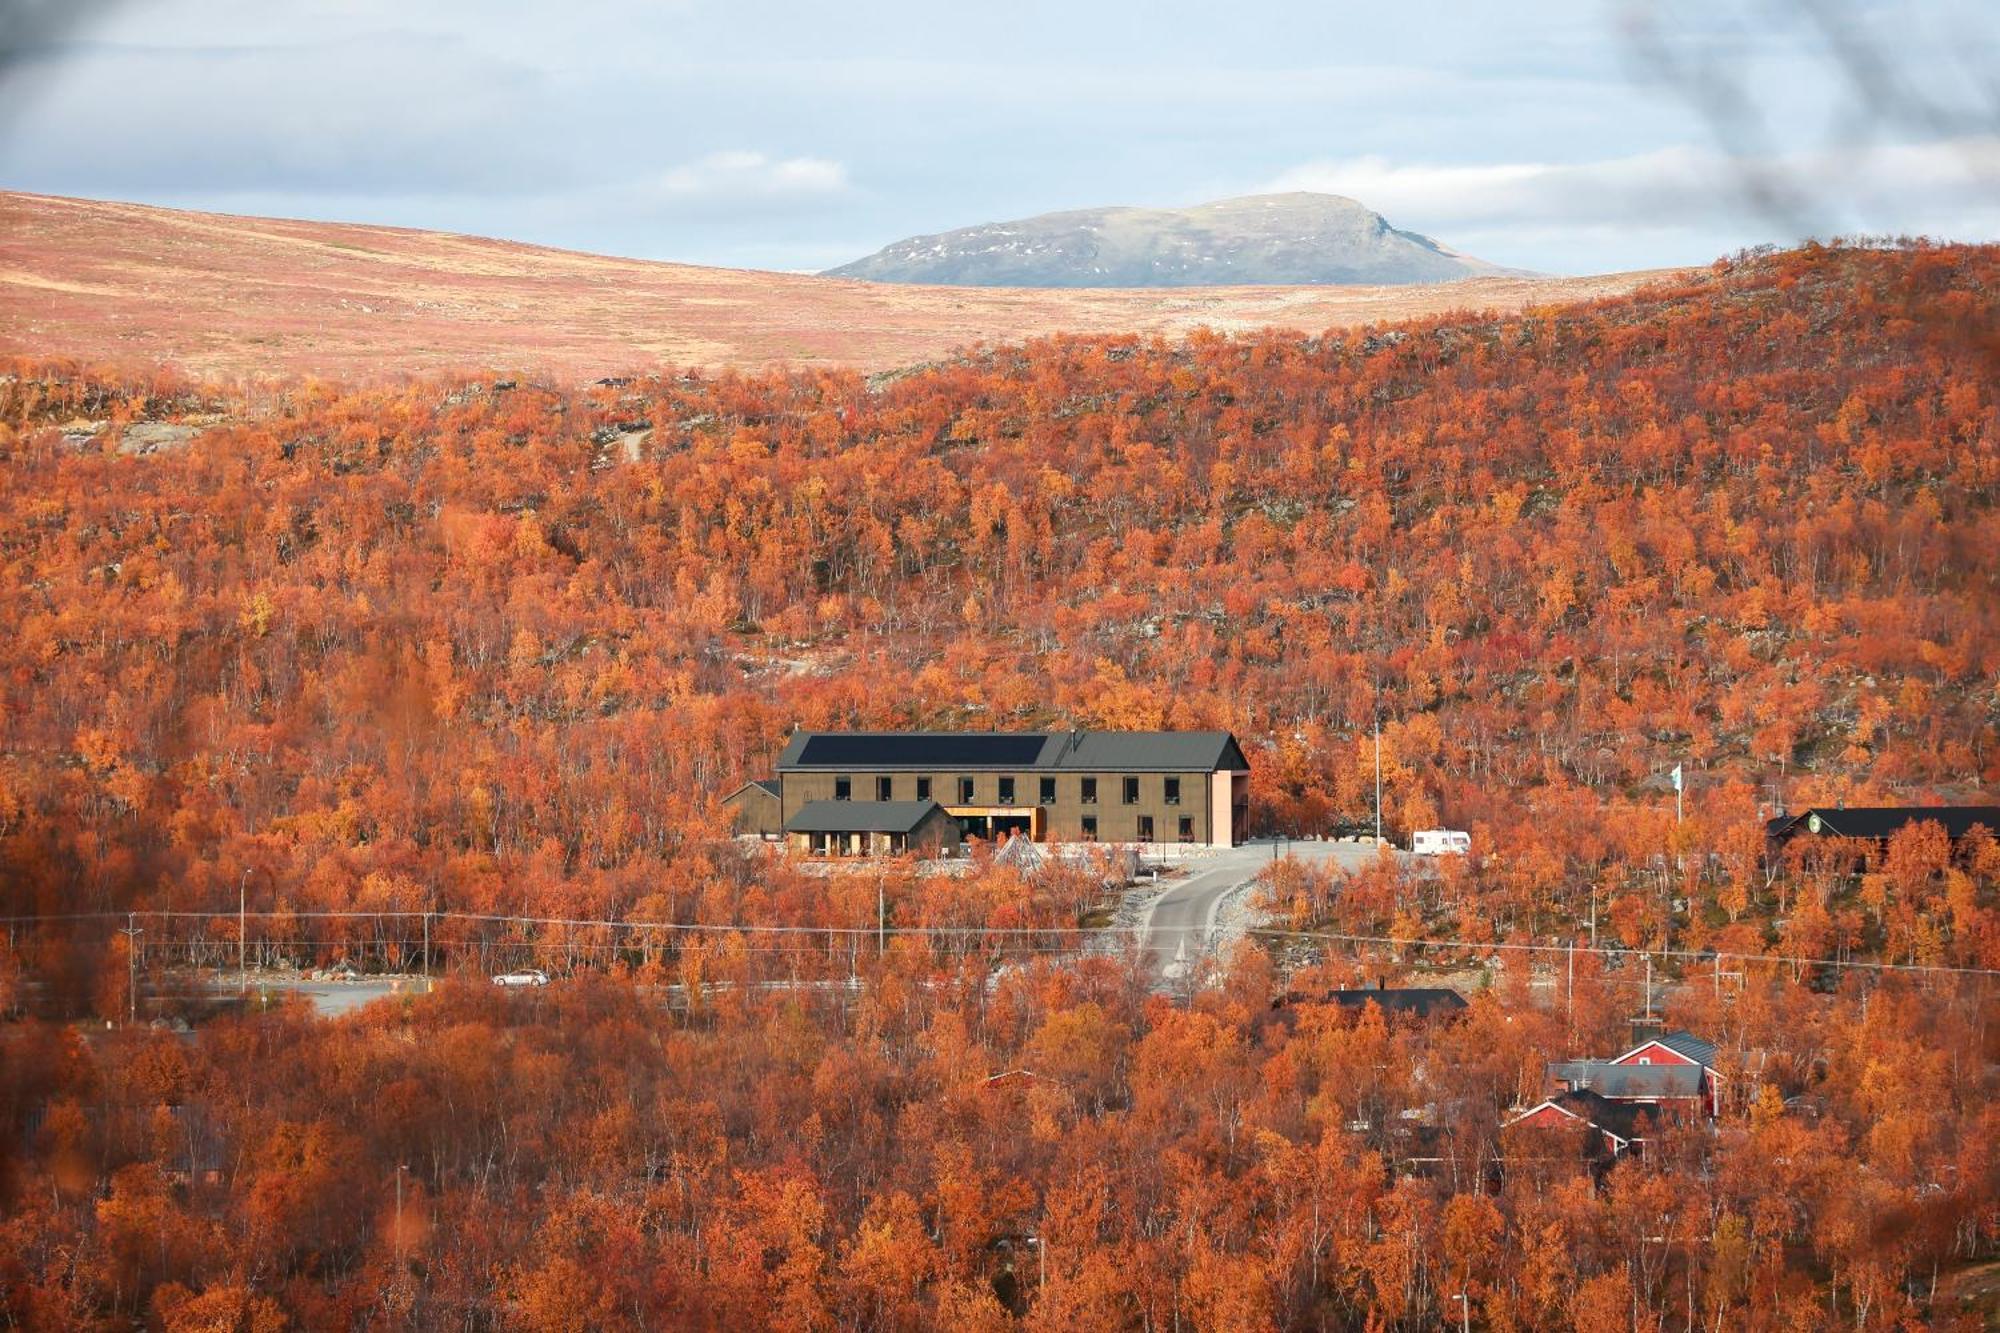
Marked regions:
[6,907,1996,979]
[1246,927,2000,978]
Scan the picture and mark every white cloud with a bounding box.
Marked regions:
[652,151,849,204]
[1264,137,2000,242]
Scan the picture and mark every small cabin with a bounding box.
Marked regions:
[723,778,783,837]
[1765,805,2000,855]
[1272,985,1468,1023]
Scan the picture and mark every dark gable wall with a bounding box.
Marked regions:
[724,784,782,836]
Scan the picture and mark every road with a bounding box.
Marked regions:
[198,839,1402,1012]
[1144,838,1400,985]
[213,975,431,1017]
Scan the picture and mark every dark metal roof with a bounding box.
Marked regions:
[1548,1060,1704,1099]
[1765,806,2000,841]
[777,729,1250,773]
[784,799,951,834]
[1323,987,1468,1017]
[1652,1031,1719,1067]
[1550,1089,1659,1141]
[1044,730,1250,773]
[781,732,1050,770]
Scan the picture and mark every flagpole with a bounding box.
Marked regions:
[1672,763,1684,877]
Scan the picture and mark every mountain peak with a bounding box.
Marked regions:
[823,192,1521,288]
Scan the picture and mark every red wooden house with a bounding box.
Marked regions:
[1504,1090,1659,1164]
[1608,1029,1721,1117]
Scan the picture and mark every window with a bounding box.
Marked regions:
[1122,776,1140,805]
[834,775,852,801]
[1137,815,1154,842]
[876,775,893,801]
[916,777,931,801]
[1164,777,1181,805]
[1178,816,1194,842]
[1081,778,1097,804]
[1039,777,1056,804]
[1080,816,1097,840]
[998,776,1016,804]
[959,776,975,804]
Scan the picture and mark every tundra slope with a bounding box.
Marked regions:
[0,190,1668,382]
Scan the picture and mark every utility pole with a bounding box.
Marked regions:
[239,870,249,988]
[422,909,431,991]
[877,874,886,956]
[1566,939,1575,1027]
[1373,714,1383,846]
[395,1163,408,1266]
[119,913,142,1025]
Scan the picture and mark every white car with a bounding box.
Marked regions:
[491,968,550,987]
[1410,829,1471,856]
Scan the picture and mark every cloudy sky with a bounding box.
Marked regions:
[2,0,1995,275]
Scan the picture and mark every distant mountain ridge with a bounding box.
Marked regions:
[824,192,1524,288]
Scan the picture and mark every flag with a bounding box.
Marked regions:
[1670,764,1683,792]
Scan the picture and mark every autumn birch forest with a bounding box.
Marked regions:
[1,242,1997,1329]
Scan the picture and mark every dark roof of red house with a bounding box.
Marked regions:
[1549,1060,1705,1099]
[1552,1089,1661,1142]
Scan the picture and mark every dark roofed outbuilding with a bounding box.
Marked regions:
[1765,805,2000,849]
[1275,987,1469,1021]
[723,778,783,837]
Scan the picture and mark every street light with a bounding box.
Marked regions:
[1452,1291,1470,1333]
[395,1163,409,1266]
[119,913,143,1025]
[239,869,251,988]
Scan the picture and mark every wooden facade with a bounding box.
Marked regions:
[764,730,1253,849]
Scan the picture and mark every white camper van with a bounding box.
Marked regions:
[1410,829,1471,857]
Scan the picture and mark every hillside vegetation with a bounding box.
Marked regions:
[0,242,1996,1329]
[2,242,1993,947]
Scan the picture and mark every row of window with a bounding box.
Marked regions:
[1078,814,1197,842]
[831,774,1184,805]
